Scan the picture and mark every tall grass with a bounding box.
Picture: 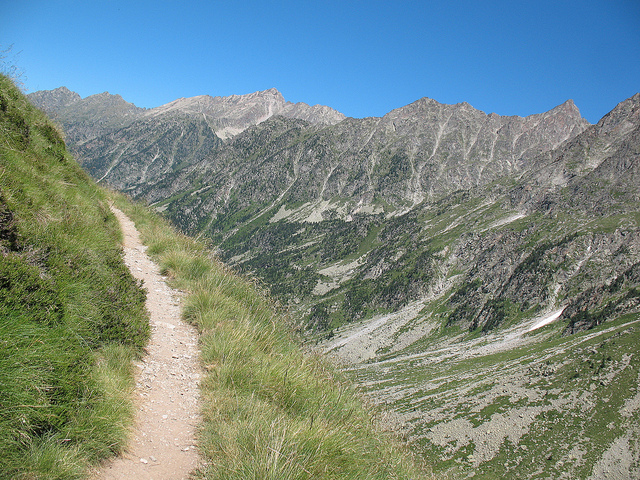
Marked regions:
[0,75,148,478]
[114,196,429,479]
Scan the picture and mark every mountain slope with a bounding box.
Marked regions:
[78,112,223,187]
[316,94,640,478]
[28,87,347,197]
[81,95,589,215]
[0,75,149,478]
[514,93,640,214]
[28,86,345,145]
[109,96,591,330]
[28,87,145,143]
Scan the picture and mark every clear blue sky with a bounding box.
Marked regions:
[1,0,639,123]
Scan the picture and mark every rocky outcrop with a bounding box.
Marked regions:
[145,88,345,139]
[28,88,145,143]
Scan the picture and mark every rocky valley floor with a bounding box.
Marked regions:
[320,304,640,479]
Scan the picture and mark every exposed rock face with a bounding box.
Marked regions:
[280,101,347,125]
[146,88,345,139]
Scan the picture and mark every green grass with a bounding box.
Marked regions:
[0,74,148,478]
[113,194,430,479]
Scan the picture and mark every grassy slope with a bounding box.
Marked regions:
[113,194,430,479]
[0,74,149,478]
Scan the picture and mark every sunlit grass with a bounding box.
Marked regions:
[114,193,430,479]
[0,74,148,478]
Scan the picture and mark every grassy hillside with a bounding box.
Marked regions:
[0,74,149,478]
[112,193,429,479]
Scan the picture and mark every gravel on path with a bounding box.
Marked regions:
[92,207,202,480]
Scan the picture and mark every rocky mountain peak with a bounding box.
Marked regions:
[27,86,81,113]
[248,87,283,99]
[544,99,586,122]
[145,88,343,139]
[596,92,640,134]
[513,92,640,206]
[81,91,140,110]
[29,86,344,143]
[280,101,346,126]
[27,88,146,143]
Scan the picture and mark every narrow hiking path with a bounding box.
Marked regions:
[93,207,202,480]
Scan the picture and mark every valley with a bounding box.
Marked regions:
[322,300,639,478]
[28,85,640,478]
[1,75,426,478]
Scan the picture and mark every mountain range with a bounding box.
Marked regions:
[29,86,640,478]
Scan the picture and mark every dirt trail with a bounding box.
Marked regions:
[93,207,201,480]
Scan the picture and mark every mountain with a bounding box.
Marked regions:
[515,93,640,213]
[146,88,345,139]
[28,87,146,143]
[28,85,640,478]
[28,86,345,142]
[72,94,589,219]
[70,95,591,326]
[28,87,346,191]
[26,85,80,110]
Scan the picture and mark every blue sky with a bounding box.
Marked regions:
[1,0,639,123]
